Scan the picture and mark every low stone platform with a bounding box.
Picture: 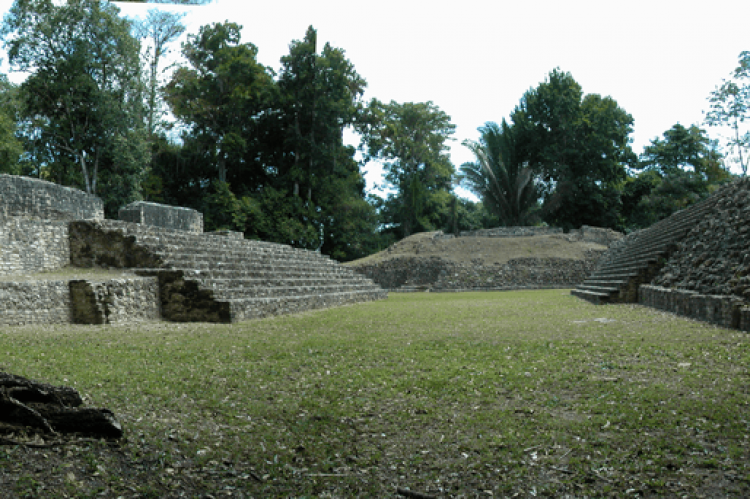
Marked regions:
[0,176,387,326]
[69,219,387,323]
[0,274,159,326]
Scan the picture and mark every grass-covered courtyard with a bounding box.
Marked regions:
[1,290,749,498]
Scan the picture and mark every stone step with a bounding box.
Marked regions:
[589,266,646,278]
[570,288,612,305]
[160,256,350,274]
[580,280,630,291]
[144,243,331,262]
[209,282,381,300]
[141,234,317,253]
[190,275,372,289]
[224,289,388,322]
[575,284,620,294]
[136,267,364,282]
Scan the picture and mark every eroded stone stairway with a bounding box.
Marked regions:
[571,196,717,304]
[70,220,387,323]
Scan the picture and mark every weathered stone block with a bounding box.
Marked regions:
[0,218,70,275]
[0,174,103,220]
[118,201,203,233]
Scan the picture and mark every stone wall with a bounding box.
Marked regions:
[70,277,160,325]
[119,201,203,233]
[0,174,103,220]
[637,178,750,330]
[433,256,602,291]
[354,257,446,290]
[0,277,160,326]
[639,285,749,331]
[0,281,72,325]
[0,217,70,275]
[564,225,624,246]
[458,226,564,238]
[354,251,603,292]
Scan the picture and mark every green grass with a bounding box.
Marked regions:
[1,290,749,498]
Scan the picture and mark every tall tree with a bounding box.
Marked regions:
[640,123,728,181]
[164,21,275,185]
[705,51,750,176]
[460,120,539,226]
[360,99,456,238]
[269,26,373,258]
[133,8,185,137]
[512,69,636,229]
[0,75,23,174]
[622,124,730,230]
[2,0,148,212]
[276,26,366,202]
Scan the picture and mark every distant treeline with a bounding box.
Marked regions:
[0,0,745,260]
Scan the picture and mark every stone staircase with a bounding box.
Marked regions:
[571,196,717,305]
[70,220,387,323]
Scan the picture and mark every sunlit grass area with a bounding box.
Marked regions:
[1,290,749,498]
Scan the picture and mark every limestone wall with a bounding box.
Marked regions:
[0,277,160,326]
[354,252,603,291]
[433,256,601,291]
[564,225,624,246]
[119,201,203,233]
[459,226,564,238]
[0,174,103,220]
[639,285,750,331]
[0,218,70,275]
[70,277,160,325]
[0,281,72,325]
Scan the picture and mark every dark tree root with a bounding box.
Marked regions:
[0,372,122,440]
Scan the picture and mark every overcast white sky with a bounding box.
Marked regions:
[3,0,750,196]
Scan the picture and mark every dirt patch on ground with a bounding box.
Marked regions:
[347,232,608,267]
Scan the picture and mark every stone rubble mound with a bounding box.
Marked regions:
[571,195,717,304]
[574,176,750,331]
[350,229,610,292]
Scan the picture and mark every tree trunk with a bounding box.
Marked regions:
[0,372,122,439]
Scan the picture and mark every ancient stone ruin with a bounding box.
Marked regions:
[351,226,621,292]
[573,176,750,331]
[0,174,387,325]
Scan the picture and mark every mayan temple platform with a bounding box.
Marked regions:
[0,175,386,325]
[573,177,750,331]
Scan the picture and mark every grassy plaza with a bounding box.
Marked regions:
[1,290,749,498]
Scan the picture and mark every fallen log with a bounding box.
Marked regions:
[0,372,122,439]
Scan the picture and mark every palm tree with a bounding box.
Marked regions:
[460,120,539,226]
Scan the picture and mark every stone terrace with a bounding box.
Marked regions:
[70,220,387,323]
[572,196,717,305]
[0,175,386,325]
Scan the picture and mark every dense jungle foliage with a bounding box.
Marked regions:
[0,0,744,260]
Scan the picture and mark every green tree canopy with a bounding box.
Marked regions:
[360,99,455,238]
[460,120,539,226]
[2,0,149,215]
[164,21,275,185]
[705,51,750,176]
[512,69,636,230]
[621,124,731,230]
[641,124,715,176]
[0,75,23,174]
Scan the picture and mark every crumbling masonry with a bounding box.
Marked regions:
[0,175,386,325]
